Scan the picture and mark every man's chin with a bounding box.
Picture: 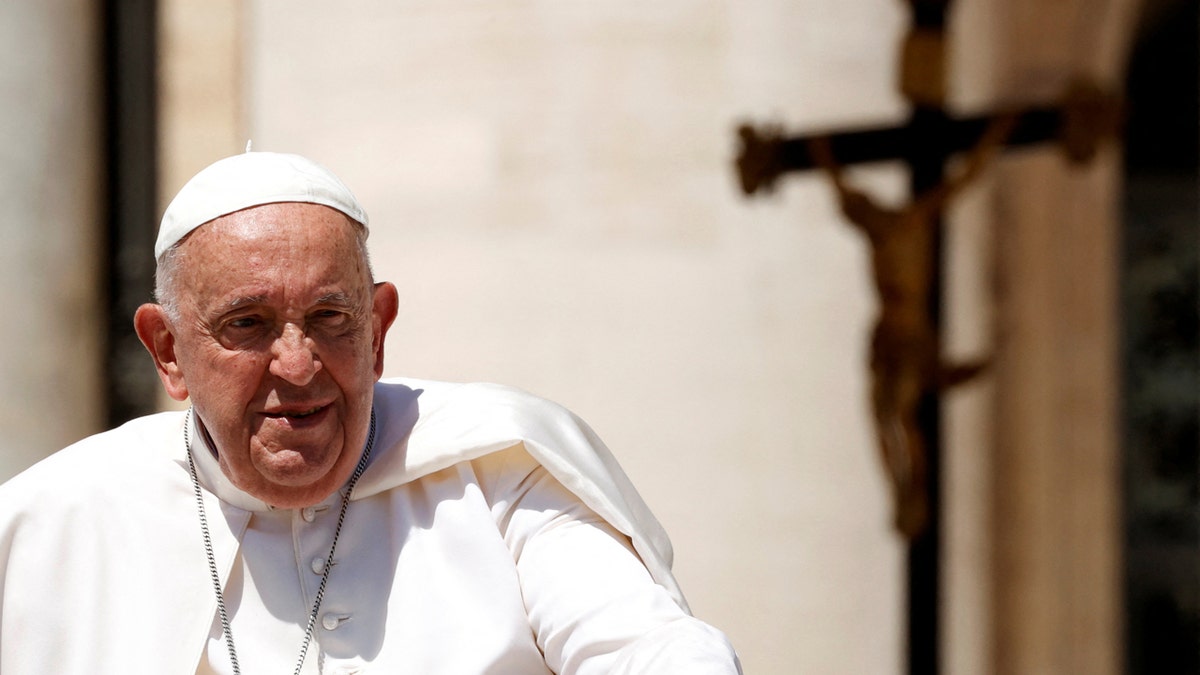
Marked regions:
[245,448,347,504]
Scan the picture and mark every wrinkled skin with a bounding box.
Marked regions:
[135,203,399,508]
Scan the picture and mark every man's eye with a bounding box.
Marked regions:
[227,317,262,330]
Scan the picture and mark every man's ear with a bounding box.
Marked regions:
[371,282,400,379]
[133,304,190,401]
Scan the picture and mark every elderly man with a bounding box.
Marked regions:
[0,152,741,674]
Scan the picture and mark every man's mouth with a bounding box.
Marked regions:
[264,406,325,420]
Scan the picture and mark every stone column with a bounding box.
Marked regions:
[943,1,1142,672]
[0,2,104,481]
[155,0,244,412]
[159,0,244,202]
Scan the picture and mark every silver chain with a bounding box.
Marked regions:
[185,408,377,675]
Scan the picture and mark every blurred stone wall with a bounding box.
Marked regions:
[236,2,908,673]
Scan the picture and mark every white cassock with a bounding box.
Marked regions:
[0,379,740,674]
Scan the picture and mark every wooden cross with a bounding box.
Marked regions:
[732,1,1120,673]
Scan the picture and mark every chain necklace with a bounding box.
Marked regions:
[185,408,377,675]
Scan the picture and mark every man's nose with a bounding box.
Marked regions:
[269,324,320,385]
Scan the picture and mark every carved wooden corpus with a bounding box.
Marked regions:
[808,112,1016,537]
[733,1,1120,539]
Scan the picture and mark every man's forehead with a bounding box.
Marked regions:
[157,151,368,260]
[203,289,366,315]
[177,209,373,311]
[188,269,372,318]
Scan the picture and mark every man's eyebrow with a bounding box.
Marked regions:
[208,292,359,318]
[314,292,356,307]
[217,295,269,313]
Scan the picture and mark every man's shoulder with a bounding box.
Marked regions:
[363,378,596,490]
[374,374,590,449]
[373,377,682,605]
[378,377,578,428]
[0,411,188,510]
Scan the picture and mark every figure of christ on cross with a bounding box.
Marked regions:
[807,113,1016,538]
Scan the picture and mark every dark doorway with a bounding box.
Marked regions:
[1121,1,1199,672]
[103,0,159,426]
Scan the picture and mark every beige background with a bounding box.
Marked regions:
[177,3,910,672]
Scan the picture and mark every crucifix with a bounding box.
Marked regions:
[732,1,1120,673]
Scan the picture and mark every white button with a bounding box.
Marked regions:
[301,507,317,522]
[322,614,341,630]
[311,557,325,574]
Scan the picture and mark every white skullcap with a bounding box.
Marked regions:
[156,151,368,259]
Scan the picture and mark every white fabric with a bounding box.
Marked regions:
[0,378,740,674]
[155,152,368,258]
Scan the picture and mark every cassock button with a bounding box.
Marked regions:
[311,557,326,574]
[301,507,317,522]
[322,613,343,631]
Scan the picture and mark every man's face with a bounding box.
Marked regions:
[147,203,397,507]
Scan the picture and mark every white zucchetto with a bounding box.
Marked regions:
[155,151,368,259]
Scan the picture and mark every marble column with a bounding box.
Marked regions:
[943,1,1141,672]
[0,2,104,481]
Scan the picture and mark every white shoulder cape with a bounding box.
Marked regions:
[0,378,683,674]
